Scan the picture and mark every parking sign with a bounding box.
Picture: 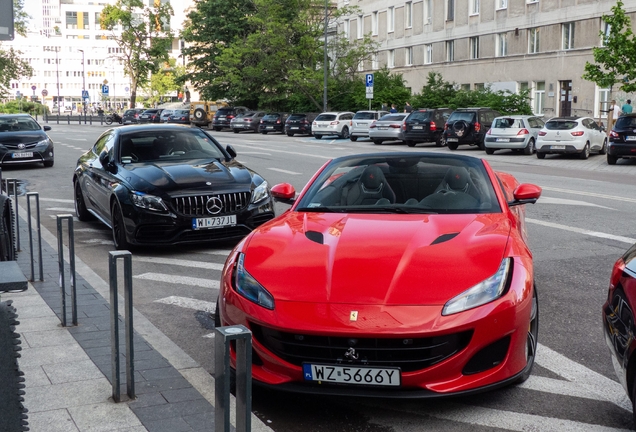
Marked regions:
[366,73,374,87]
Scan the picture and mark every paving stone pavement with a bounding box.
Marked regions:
[1,206,273,432]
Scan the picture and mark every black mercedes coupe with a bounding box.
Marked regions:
[73,124,275,249]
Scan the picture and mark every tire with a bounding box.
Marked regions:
[0,301,29,432]
[43,160,54,168]
[262,131,267,135]
[599,138,607,155]
[523,138,535,155]
[478,139,486,151]
[350,136,358,142]
[193,108,206,122]
[314,134,322,140]
[515,286,538,384]
[111,201,130,250]
[215,297,221,328]
[213,127,222,132]
[233,129,239,134]
[0,195,16,261]
[579,142,590,160]
[406,140,416,147]
[74,180,94,222]
[607,154,618,165]
[373,140,383,145]
[536,152,546,159]
[105,117,113,125]
[447,142,458,150]
[485,148,495,155]
[340,127,350,139]
[435,135,445,147]
[287,133,294,137]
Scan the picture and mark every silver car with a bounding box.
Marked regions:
[312,112,355,139]
[350,110,389,141]
[160,110,174,123]
[368,113,408,145]
[484,115,545,155]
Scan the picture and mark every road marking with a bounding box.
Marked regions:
[239,151,272,156]
[542,186,636,204]
[154,296,216,313]
[203,333,215,338]
[539,196,614,209]
[233,144,331,160]
[68,138,88,141]
[49,215,78,221]
[74,228,109,233]
[268,168,302,175]
[39,198,74,203]
[46,207,75,212]
[526,218,635,244]
[197,249,233,257]
[80,239,113,245]
[135,272,220,289]
[134,256,225,270]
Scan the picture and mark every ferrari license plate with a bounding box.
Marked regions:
[551,145,566,150]
[302,363,400,387]
[12,152,33,159]
[192,215,237,230]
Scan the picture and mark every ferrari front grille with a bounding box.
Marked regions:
[251,324,473,372]
[171,192,251,217]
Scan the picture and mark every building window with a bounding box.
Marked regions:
[519,82,529,93]
[534,81,545,115]
[470,37,479,59]
[66,11,77,29]
[357,15,363,39]
[446,0,454,21]
[372,11,378,35]
[496,33,507,57]
[601,20,611,47]
[95,12,102,29]
[81,12,89,30]
[425,44,432,64]
[446,40,454,62]
[562,22,575,50]
[597,86,610,118]
[405,2,412,28]
[388,7,395,33]
[388,49,395,68]
[406,47,413,66]
[528,28,540,53]
[424,0,432,24]
[470,0,479,15]
[496,0,507,9]
[461,84,470,91]
[343,19,350,39]
[475,83,485,91]
[372,54,378,70]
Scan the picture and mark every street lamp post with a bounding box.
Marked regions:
[44,44,61,116]
[323,0,328,112]
[78,49,86,116]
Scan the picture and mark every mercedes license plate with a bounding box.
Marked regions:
[551,145,566,150]
[12,152,33,159]
[496,138,510,142]
[192,215,237,230]
[302,363,400,387]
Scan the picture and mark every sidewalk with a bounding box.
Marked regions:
[2,207,273,432]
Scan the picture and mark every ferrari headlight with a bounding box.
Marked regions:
[250,181,270,204]
[234,253,275,310]
[442,258,512,316]
[130,191,168,212]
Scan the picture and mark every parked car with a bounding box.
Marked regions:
[212,107,250,131]
[138,109,164,124]
[444,108,500,150]
[368,113,408,145]
[285,113,319,136]
[402,108,452,147]
[121,108,145,125]
[167,109,191,125]
[259,113,290,134]
[0,114,54,167]
[73,124,276,249]
[602,242,636,424]
[350,110,389,141]
[231,111,266,133]
[484,115,545,155]
[312,112,355,139]
[535,116,607,160]
[607,113,636,165]
[160,110,174,123]
[217,151,541,396]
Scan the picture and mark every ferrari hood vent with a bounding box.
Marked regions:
[305,231,324,244]
[430,232,459,245]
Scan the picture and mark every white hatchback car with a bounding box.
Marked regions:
[484,115,545,155]
[313,112,355,139]
[350,110,389,141]
[536,116,607,160]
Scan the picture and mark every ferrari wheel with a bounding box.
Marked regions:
[516,287,538,384]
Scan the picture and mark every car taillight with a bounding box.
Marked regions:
[313,121,317,125]
[486,128,492,135]
[401,123,406,131]
[391,124,401,129]
[517,129,529,135]
[246,118,252,122]
[302,120,308,124]
[430,121,436,131]
[330,121,340,125]
[369,122,377,129]
[571,131,584,136]
[610,130,619,138]
[474,122,481,132]
[276,119,281,124]
[538,131,547,136]
[610,258,626,289]
[260,120,264,123]
[444,123,449,130]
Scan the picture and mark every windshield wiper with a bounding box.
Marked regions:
[296,206,348,213]
[365,206,438,214]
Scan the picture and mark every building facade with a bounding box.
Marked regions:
[339,0,636,121]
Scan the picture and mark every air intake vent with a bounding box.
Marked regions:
[430,232,459,245]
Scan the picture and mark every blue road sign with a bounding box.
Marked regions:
[102,85,109,95]
[82,90,89,99]
[366,73,374,87]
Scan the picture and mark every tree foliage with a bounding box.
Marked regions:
[144,59,185,106]
[100,0,174,108]
[13,0,29,37]
[0,1,32,98]
[582,0,636,93]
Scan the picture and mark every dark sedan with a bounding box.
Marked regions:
[0,114,54,167]
[73,124,276,249]
[608,114,636,165]
[138,109,164,124]
[259,113,289,134]
[122,109,145,125]
[167,109,191,125]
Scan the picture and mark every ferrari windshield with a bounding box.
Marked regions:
[296,154,501,214]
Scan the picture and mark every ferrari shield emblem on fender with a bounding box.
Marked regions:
[350,311,358,321]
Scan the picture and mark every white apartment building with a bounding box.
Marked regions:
[5,0,194,112]
[339,0,636,120]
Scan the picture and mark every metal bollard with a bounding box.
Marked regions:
[26,192,43,282]
[108,251,135,402]
[56,215,77,326]
[215,325,252,432]
[4,178,19,250]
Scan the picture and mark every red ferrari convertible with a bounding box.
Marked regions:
[217,152,541,397]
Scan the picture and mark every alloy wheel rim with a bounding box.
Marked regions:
[526,291,538,362]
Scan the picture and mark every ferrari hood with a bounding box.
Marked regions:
[244,212,511,305]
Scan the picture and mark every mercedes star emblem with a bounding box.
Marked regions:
[205,197,223,215]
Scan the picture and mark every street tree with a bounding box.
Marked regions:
[144,59,185,106]
[582,0,636,95]
[0,0,33,99]
[100,0,174,108]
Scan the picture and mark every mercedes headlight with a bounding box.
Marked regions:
[442,258,512,316]
[234,253,275,310]
[130,191,168,212]
[250,180,270,204]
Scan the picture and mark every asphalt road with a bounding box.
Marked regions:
[4,122,636,431]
